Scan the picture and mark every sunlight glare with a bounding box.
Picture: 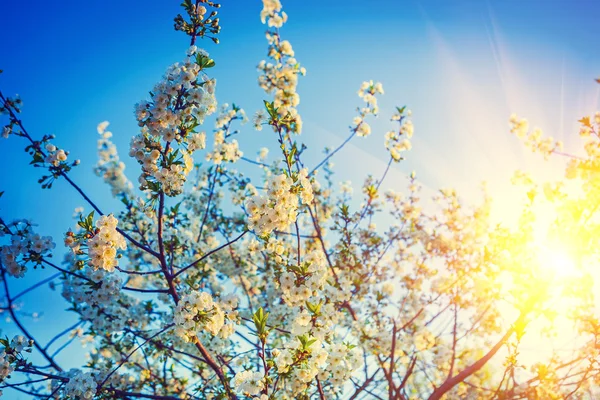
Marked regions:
[537,245,577,277]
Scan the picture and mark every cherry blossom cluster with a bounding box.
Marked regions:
[253,110,268,131]
[273,335,328,387]
[0,351,13,386]
[130,46,216,196]
[279,250,328,306]
[292,303,342,343]
[2,88,81,190]
[61,267,147,334]
[60,213,143,333]
[49,367,135,400]
[215,103,248,129]
[358,80,384,112]
[0,94,23,139]
[94,121,133,198]
[246,169,313,236]
[61,264,122,308]
[63,369,97,400]
[325,343,363,387]
[258,0,306,134]
[8,336,28,353]
[233,369,265,396]
[4,0,599,398]
[174,291,238,341]
[352,80,385,137]
[35,138,80,189]
[0,219,55,278]
[578,112,600,137]
[206,104,246,164]
[43,143,68,166]
[0,335,33,390]
[385,107,414,162]
[65,214,127,273]
[509,114,563,159]
[153,150,194,195]
[564,112,600,180]
[260,0,286,27]
[61,251,151,334]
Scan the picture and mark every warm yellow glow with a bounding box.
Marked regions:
[537,245,577,278]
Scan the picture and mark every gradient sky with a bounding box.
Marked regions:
[1,0,600,394]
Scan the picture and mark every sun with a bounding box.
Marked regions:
[537,244,578,278]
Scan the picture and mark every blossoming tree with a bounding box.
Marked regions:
[1,0,599,399]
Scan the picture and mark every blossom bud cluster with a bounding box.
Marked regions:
[174,291,238,342]
[385,108,414,162]
[94,121,133,198]
[258,0,305,134]
[353,80,385,137]
[0,220,55,278]
[2,96,79,189]
[190,3,207,18]
[130,46,216,196]
[0,95,23,139]
[246,169,313,236]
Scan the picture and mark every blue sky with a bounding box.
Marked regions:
[1,0,600,389]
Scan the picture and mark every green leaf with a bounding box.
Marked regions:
[297,334,318,350]
[263,100,278,120]
[181,0,192,10]
[30,152,43,165]
[287,145,297,166]
[171,201,182,215]
[252,307,270,341]
[196,53,216,70]
[78,211,95,232]
[306,300,322,316]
